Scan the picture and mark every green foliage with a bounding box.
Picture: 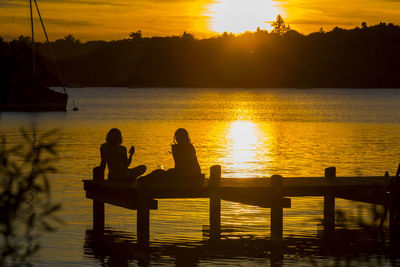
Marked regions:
[0,129,61,266]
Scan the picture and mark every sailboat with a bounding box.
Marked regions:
[0,0,68,112]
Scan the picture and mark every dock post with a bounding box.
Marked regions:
[209,165,221,241]
[324,167,336,239]
[271,175,283,244]
[271,175,283,263]
[137,206,150,247]
[93,167,104,234]
[137,189,150,247]
[389,170,400,243]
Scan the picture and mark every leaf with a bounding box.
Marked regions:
[48,214,63,224]
[42,176,50,194]
[43,145,58,156]
[27,213,36,228]
[38,129,59,143]
[20,128,32,143]
[0,127,60,264]
[41,221,56,232]
[41,204,61,217]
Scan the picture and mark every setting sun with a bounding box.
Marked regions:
[206,0,283,33]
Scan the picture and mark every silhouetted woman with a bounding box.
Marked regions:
[100,128,146,184]
[138,128,202,186]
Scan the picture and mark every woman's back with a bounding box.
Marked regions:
[172,143,201,176]
[137,128,202,186]
[100,143,128,179]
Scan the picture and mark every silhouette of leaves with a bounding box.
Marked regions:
[0,129,61,266]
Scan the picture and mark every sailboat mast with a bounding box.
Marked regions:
[29,0,36,78]
[33,0,67,94]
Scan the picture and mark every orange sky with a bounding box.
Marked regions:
[1,0,400,41]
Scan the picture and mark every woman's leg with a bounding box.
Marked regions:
[128,165,147,179]
[137,169,168,186]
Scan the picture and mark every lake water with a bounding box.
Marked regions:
[1,87,400,266]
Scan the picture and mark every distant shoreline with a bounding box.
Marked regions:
[4,22,400,90]
[58,86,400,90]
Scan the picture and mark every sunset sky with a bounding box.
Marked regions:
[1,0,400,41]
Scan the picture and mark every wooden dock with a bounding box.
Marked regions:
[83,165,398,248]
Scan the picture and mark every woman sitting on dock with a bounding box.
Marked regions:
[138,128,203,186]
[100,128,146,185]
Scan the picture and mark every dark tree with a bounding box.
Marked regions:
[2,21,400,88]
[129,30,142,40]
[271,15,291,35]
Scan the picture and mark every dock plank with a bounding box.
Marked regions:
[84,175,390,207]
[83,167,396,245]
[84,180,158,210]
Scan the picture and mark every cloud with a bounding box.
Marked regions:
[0,0,130,8]
[271,0,400,32]
[39,0,129,6]
[0,0,24,8]
[2,0,400,40]
[0,15,96,27]
[44,17,97,27]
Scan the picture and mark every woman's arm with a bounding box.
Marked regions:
[171,145,178,167]
[172,144,185,170]
[100,146,106,170]
[127,153,133,167]
[124,146,133,167]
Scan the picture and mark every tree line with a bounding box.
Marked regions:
[1,17,400,89]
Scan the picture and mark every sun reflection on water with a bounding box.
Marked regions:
[229,121,257,162]
[225,120,265,177]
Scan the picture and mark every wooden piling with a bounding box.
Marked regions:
[93,201,104,233]
[389,168,400,242]
[271,175,283,244]
[83,164,391,251]
[209,165,221,240]
[137,206,150,247]
[93,167,105,233]
[136,184,151,247]
[324,167,336,238]
[270,174,284,263]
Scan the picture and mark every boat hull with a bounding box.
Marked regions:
[0,85,68,112]
[0,99,68,111]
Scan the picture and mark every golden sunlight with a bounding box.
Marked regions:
[227,121,259,170]
[206,0,283,33]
